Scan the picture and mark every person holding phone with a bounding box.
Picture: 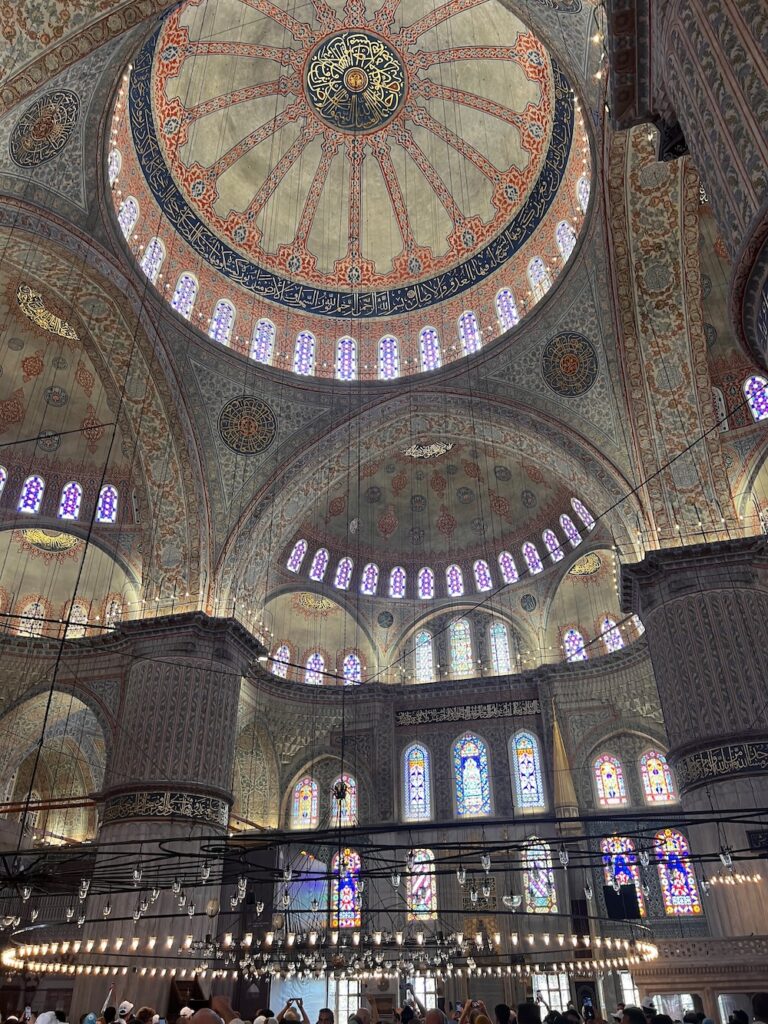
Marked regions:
[278,1001,309,1024]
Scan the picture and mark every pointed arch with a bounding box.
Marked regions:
[496,288,519,331]
[271,644,290,679]
[360,562,379,595]
[563,627,587,662]
[498,550,519,584]
[453,732,491,817]
[208,299,235,344]
[378,336,400,379]
[334,556,354,590]
[290,776,319,829]
[601,617,624,653]
[96,485,118,524]
[287,539,308,573]
[294,331,316,375]
[309,548,329,581]
[593,754,627,807]
[473,559,493,592]
[57,481,82,520]
[522,541,543,575]
[459,311,481,354]
[389,565,406,598]
[17,599,46,637]
[251,319,276,364]
[65,600,89,639]
[527,257,552,301]
[510,731,545,809]
[577,175,590,214]
[140,236,165,284]
[407,849,437,919]
[304,652,325,686]
[571,497,595,530]
[640,749,676,803]
[18,475,44,514]
[556,220,577,260]
[419,327,442,371]
[171,273,198,319]
[336,336,357,380]
[403,743,432,821]
[342,651,362,685]
[446,563,464,596]
[542,529,564,562]
[449,618,473,677]
[744,374,768,421]
[108,148,122,186]
[489,620,512,675]
[417,566,435,599]
[331,773,358,825]
[559,513,582,546]
[117,196,138,239]
[413,630,434,683]
[655,828,702,915]
[523,839,557,913]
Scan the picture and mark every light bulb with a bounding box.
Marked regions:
[559,846,569,868]
[201,861,211,882]
[481,853,491,872]
[391,872,401,889]
[133,866,142,885]
[457,866,467,885]
[256,901,264,915]
[584,884,593,901]
[470,886,478,904]
[172,878,182,895]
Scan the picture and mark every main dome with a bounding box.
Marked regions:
[109,0,591,379]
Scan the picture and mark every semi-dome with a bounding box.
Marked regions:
[108,0,591,379]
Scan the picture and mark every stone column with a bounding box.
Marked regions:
[621,538,768,935]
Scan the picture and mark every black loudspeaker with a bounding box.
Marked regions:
[603,883,642,920]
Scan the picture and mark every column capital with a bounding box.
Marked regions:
[116,610,266,671]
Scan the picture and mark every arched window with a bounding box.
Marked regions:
[57,481,82,520]
[542,529,564,562]
[414,630,434,683]
[334,556,354,590]
[287,539,308,573]
[309,548,329,581]
[304,652,325,685]
[559,514,582,547]
[342,652,362,685]
[171,273,198,319]
[419,327,442,371]
[523,839,558,913]
[108,148,121,186]
[563,627,587,662]
[601,617,624,653]
[17,600,45,637]
[65,600,88,639]
[18,475,44,514]
[453,732,491,817]
[511,732,545,809]
[331,848,361,928]
[593,754,628,807]
[271,644,290,679]
[117,196,138,239]
[360,562,379,595]
[417,566,435,599]
[446,563,465,596]
[140,237,165,284]
[601,836,645,915]
[407,849,437,919]
[490,620,512,675]
[459,311,481,355]
[0,465,7,497]
[208,299,235,344]
[498,550,519,584]
[293,331,315,375]
[251,319,275,364]
[331,774,358,825]
[336,336,357,380]
[571,497,595,530]
[389,565,406,598]
[473,559,493,592]
[712,386,728,431]
[450,618,473,677]
[577,175,590,214]
[744,374,768,421]
[640,750,676,803]
[291,776,319,829]
[496,288,520,331]
[527,257,552,302]
[379,336,400,379]
[655,829,702,916]
[104,598,123,629]
[633,613,645,635]
[556,220,577,261]
[522,541,543,575]
[403,743,432,821]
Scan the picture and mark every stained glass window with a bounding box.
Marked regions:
[655,829,702,916]
[294,331,316,375]
[18,600,45,637]
[594,755,627,807]
[522,541,543,575]
[58,481,82,520]
[403,743,432,821]
[407,849,437,919]
[601,836,645,915]
[287,539,308,573]
[331,774,358,825]
[563,627,587,662]
[511,731,545,809]
[331,849,361,928]
[556,220,577,261]
[271,644,290,678]
[104,598,123,629]
[450,618,474,677]
[379,336,400,379]
[305,652,325,686]
[360,562,379,595]
[459,311,481,355]
[418,566,435,599]
[108,148,121,186]
[251,319,275,364]
[291,776,319,829]
[744,375,768,421]
[498,550,519,584]
[453,733,491,817]
[446,563,465,596]
[414,630,434,683]
[117,196,138,239]
[140,237,165,284]
[571,497,595,530]
[0,466,7,497]
[309,548,329,581]
[496,288,520,331]
[523,840,558,913]
[18,475,44,514]
[577,175,590,214]
[336,336,357,380]
[171,273,198,319]
[389,565,406,598]
[560,514,582,547]
[528,257,552,302]
[473,559,493,592]
[419,327,442,371]
[208,299,235,344]
[543,529,564,562]
[96,485,118,524]
[640,750,676,803]
[65,601,88,639]
[342,652,362,685]
[334,557,354,590]
[490,620,512,675]
[602,617,624,653]
[633,614,645,635]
